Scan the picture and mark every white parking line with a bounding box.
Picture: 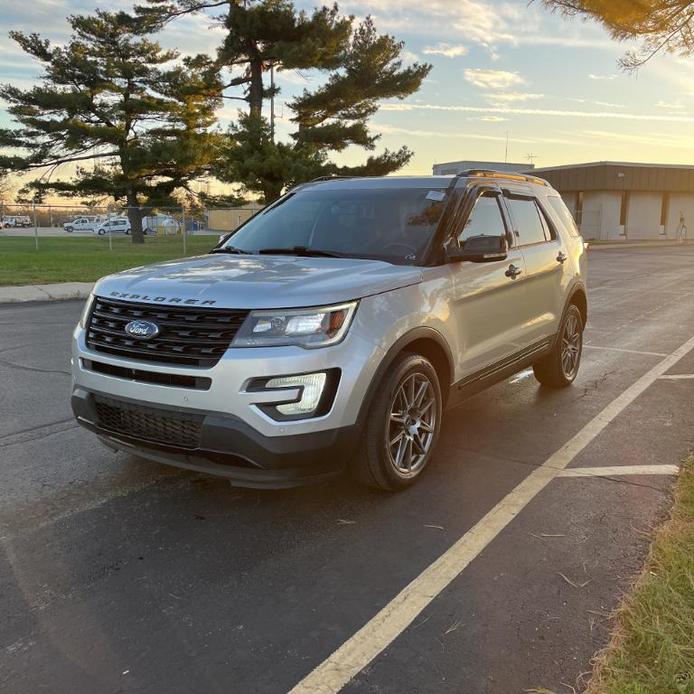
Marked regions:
[584,345,668,357]
[558,465,679,477]
[659,374,694,380]
[290,332,694,694]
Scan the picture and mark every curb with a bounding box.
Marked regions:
[588,241,694,250]
[0,282,94,304]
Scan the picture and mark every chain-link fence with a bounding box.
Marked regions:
[0,202,262,251]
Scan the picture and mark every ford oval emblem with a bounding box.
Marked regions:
[124,319,160,340]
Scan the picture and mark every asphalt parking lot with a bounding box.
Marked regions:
[2,246,694,693]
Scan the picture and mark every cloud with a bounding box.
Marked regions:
[477,116,510,122]
[567,97,625,109]
[464,68,526,90]
[423,43,468,58]
[654,100,686,111]
[380,102,694,123]
[588,73,617,80]
[374,123,536,143]
[571,129,694,148]
[486,92,544,104]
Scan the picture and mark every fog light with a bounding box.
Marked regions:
[266,372,327,416]
[247,369,340,421]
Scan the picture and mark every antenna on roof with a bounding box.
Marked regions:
[526,152,538,166]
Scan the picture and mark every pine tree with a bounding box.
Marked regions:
[543,0,694,69]
[0,10,222,242]
[142,0,431,203]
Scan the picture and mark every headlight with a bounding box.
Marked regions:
[232,301,357,348]
[78,293,95,328]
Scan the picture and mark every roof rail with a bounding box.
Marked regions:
[308,175,357,183]
[461,169,549,186]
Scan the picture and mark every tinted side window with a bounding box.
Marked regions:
[505,196,548,245]
[458,194,506,245]
[547,195,580,237]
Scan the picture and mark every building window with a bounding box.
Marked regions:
[575,192,583,225]
[660,193,670,226]
[619,191,629,227]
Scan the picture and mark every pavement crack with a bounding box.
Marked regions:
[0,357,70,376]
[0,417,76,447]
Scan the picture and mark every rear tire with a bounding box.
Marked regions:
[353,352,442,491]
[97,229,105,236]
[533,304,583,388]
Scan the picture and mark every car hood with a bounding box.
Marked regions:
[94,253,423,309]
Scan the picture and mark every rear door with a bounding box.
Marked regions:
[448,184,529,377]
[502,190,567,344]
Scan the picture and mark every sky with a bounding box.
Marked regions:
[2,0,694,186]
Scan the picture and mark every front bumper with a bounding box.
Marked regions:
[72,388,359,488]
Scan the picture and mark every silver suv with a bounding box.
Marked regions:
[71,172,587,490]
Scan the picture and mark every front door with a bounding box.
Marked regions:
[449,187,529,378]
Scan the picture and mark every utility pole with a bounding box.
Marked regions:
[526,152,538,166]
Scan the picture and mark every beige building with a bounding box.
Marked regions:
[207,207,260,232]
[528,161,694,241]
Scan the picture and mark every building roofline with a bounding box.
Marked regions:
[530,161,694,173]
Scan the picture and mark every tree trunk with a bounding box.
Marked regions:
[248,48,264,118]
[263,181,284,205]
[126,191,144,244]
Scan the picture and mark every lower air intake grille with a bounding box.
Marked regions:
[94,396,203,449]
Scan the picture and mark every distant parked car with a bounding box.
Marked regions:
[3,215,32,228]
[95,217,131,235]
[64,216,98,233]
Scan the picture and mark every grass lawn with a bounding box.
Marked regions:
[588,456,694,694]
[0,235,218,286]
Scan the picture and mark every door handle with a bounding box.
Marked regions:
[556,251,567,264]
[505,263,522,279]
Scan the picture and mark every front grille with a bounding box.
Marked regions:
[94,395,203,449]
[86,297,249,368]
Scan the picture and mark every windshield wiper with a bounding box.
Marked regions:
[210,246,253,255]
[257,246,343,258]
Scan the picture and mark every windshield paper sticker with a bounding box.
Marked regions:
[426,190,446,202]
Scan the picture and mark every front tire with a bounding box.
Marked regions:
[533,304,583,388]
[354,352,442,491]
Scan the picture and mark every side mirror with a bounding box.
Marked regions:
[446,234,508,263]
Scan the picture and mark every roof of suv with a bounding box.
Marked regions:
[300,171,550,191]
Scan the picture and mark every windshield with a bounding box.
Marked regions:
[222,186,449,265]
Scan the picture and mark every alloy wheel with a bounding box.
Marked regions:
[386,372,438,477]
[561,313,581,379]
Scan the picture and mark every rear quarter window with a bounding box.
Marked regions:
[547,195,581,237]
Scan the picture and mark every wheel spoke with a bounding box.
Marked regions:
[419,398,434,416]
[394,437,406,468]
[389,430,405,447]
[413,380,428,408]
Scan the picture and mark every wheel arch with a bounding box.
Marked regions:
[567,284,587,327]
[356,327,454,428]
